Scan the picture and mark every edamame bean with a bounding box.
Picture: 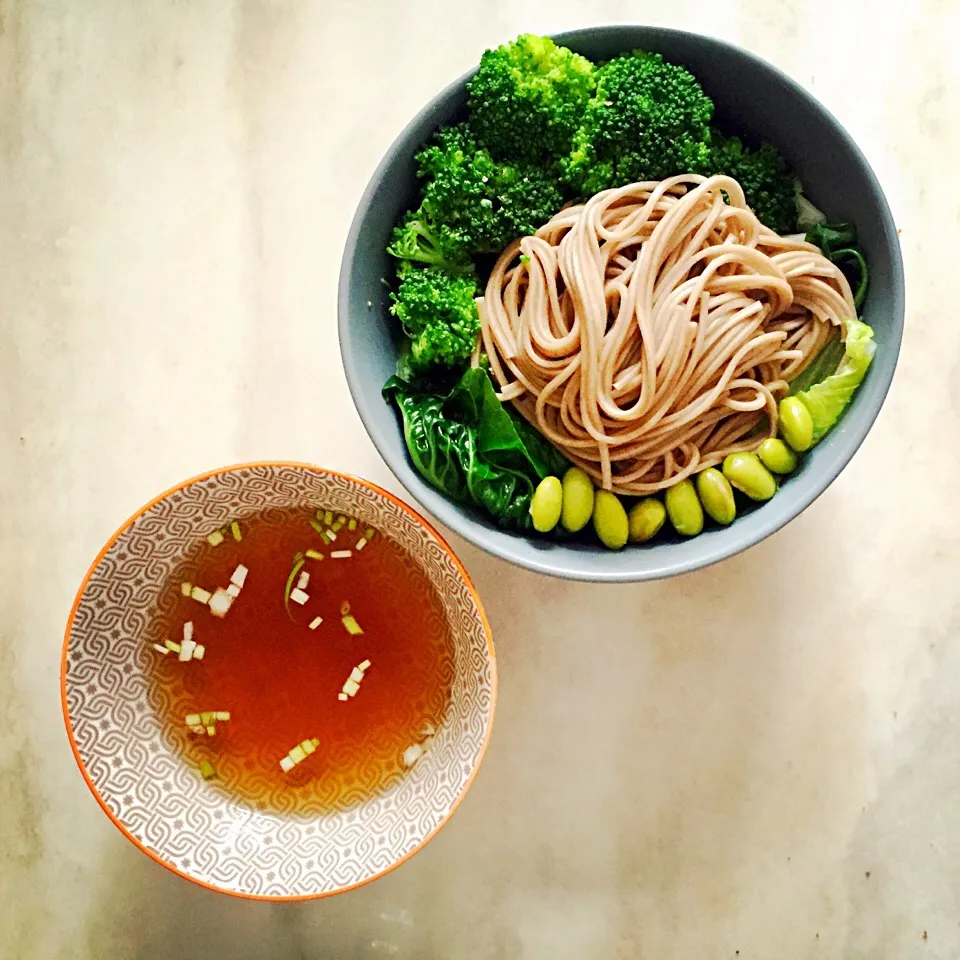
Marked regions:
[628,498,666,543]
[722,453,777,501]
[757,438,798,474]
[695,469,736,525]
[561,467,595,533]
[665,479,704,536]
[592,490,628,550]
[530,476,563,533]
[779,396,814,452]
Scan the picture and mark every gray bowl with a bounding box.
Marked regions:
[338,25,904,582]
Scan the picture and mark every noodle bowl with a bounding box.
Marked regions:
[479,175,856,494]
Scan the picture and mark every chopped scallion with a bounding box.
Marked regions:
[290,587,309,605]
[207,530,224,547]
[305,549,323,560]
[355,537,367,551]
[341,614,363,635]
[230,564,248,588]
[348,518,357,531]
[183,621,194,642]
[208,589,233,618]
[193,644,205,660]
[403,744,423,767]
[185,713,201,726]
[199,759,216,780]
[331,550,352,559]
[323,510,333,525]
[309,616,323,630]
[153,643,170,656]
[283,557,307,617]
[309,518,326,537]
[181,582,192,596]
[165,639,181,653]
[190,586,212,605]
[230,520,242,541]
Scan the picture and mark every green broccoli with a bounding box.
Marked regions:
[415,123,564,256]
[467,33,596,165]
[563,51,714,196]
[390,266,481,376]
[388,209,472,274]
[709,133,798,233]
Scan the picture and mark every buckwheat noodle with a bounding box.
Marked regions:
[477,174,856,494]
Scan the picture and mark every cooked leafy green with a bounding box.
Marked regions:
[383,367,567,529]
[792,318,876,444]
[805,222,869,310]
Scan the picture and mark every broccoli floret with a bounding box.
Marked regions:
[710,133,798,233]
[563,51,714,197]
[390,266,481,376]
[388,209,473,274]
[416,124,564,255]
[467,33,596,165]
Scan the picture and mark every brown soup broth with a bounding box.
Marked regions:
[147,507,454,814]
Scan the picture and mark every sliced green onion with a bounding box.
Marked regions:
[348,518,357,531]
[290,588,309,605]
[200,711,213,725]
[364,527,376,540]
[230,520,242,541]
[165,639,181,653]
[331,550,351,559]
[355,537,367,551]
[183,621,194,641]
[325,528,337,541]
[226,583,240,598]
[193,644,205,660]
[190,586,212,605]
[185,713,201,726]
[178,639,196,661]
[305,549,323,560]
[337,693,348,701]
[309,616,323,630]
[280,756,295,772]
[283,557,307,617]
[153,643,170,656]
[342,677,360,697]
[214,711,230,721]
[332,520,344,533]
[403,744,423,767]
[230,564,248,588]
[341,614,363,635]
[309,518,326,538]
[323,510,333,525]
[208,589,233,618]
[359,659,371,671]
[207,530,224,547]
[181,582,192,596]
[199,759,216,780]
[301,739,316,756]
[205,725,216,736]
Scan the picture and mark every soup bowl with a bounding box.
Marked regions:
[338,25,904,582]
[61,462,496,899]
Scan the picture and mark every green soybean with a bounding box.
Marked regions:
[665,479,704,536]
[560,467,594,533]
[530,476,563,533]
[757,438,798,474]
[779,396,814,452]
[722,453,777,501]
[592,490,629,550]
[695,469,736,525]
[628,498,666,543]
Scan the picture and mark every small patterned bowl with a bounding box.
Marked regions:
[61,463,496,900]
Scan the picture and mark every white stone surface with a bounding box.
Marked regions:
[2,1,959,957]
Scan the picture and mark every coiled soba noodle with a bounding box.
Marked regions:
[477,174,856,494]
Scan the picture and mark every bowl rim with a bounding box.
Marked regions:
[338,24,905,583]
[60,460,497,901]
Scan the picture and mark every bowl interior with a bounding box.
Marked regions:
[62,464,495,899]
[339,25,904,582]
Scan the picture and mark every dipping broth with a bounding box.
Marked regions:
[147,508,454,814]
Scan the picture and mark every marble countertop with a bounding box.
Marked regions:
[3,1,958,957]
